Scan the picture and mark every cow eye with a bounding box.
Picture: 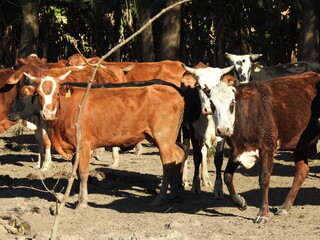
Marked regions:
[229,101,235,114]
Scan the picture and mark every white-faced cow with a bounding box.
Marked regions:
[19,71,187,208]
[205,71,320,223]
[181,63,234,197]
[225,52,262,83]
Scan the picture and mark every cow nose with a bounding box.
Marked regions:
[202,107,212,115]
[7,113,17,121]
[216,127,230,137]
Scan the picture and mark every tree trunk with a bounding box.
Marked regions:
[298,0,319,61]
[19,0,41,58]
[137,0,155,62]
[159,0,181,60]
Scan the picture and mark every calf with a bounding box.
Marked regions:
[205,72,320,223]
[20,72,186,208]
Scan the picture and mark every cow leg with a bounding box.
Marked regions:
[200,144,212,187]
[40,129,52,171]
[34,127,44,169]
[213,139,225,199]
[276,148,309,216]
[224,158,247,210]
[254,149,275,224]
[181,124,190,187]
[110,147,120,168]
[76,144,91,209]
[151,143,186,206]
[190,137,202,194]
[134,142,143,156]
[34,126,52,170]
[182,158,189,187]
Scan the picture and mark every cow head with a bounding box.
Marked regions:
[22,70,71,120]
[182,64,234,115]
[208,81,237,137]
[225,52,262,83]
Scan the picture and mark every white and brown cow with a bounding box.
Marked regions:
[205,71,320,223]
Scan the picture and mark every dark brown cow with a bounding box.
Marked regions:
[21,71,186,208]
[205,71,320,223]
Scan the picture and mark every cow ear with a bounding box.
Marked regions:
[181,74,197,88]
[236,87,254,100]
[221,74,237,86]
[21,85,36,96]
[60,85,73,98]
[16,58,27,66]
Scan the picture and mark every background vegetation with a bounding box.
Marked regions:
[0,0,319,68]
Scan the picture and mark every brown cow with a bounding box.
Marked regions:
[21,71,186,208]
[204,71,320,223]
[7,63,127,170]
[67,53,135,69]
[0,68,17,133]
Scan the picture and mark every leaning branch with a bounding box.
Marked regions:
[50,1,191,239]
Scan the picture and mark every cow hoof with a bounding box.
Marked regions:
[150,196,167,207]
[75,203,88,210]
[109,163,119,168]
[235,195,247,211]
[191,178,201,194]
[202,181,212,187]
[254,216,269,224]
[213,179,224,199]
[40,164,50,171]
[275,208,289,216]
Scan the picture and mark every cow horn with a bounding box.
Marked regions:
[56,70,72,81]
[221,65,234,74]
[250,53,262,60]
[182,64,197,74]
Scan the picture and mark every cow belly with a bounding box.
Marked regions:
[236,150,260,169]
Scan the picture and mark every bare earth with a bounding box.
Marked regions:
[1,123,320,240]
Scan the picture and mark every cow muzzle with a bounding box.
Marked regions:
[41,109,56,120]
[216,126,233,138]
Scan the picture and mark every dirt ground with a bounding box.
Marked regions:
[1,122,320,240]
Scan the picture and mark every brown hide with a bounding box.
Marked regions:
[232,71,320,151]
[0,68,18,132]
[8,64,127,85]
[48,84,184,158]
[124,60,186,87]
[67,53,135,69]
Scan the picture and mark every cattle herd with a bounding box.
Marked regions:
[1,53,320,224]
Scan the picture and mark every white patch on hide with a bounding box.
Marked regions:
[236,150,260,169]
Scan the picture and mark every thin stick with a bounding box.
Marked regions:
[50,1,191,239]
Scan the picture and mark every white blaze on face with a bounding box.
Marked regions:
[38,76,57,118]
[209,82,236,137]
